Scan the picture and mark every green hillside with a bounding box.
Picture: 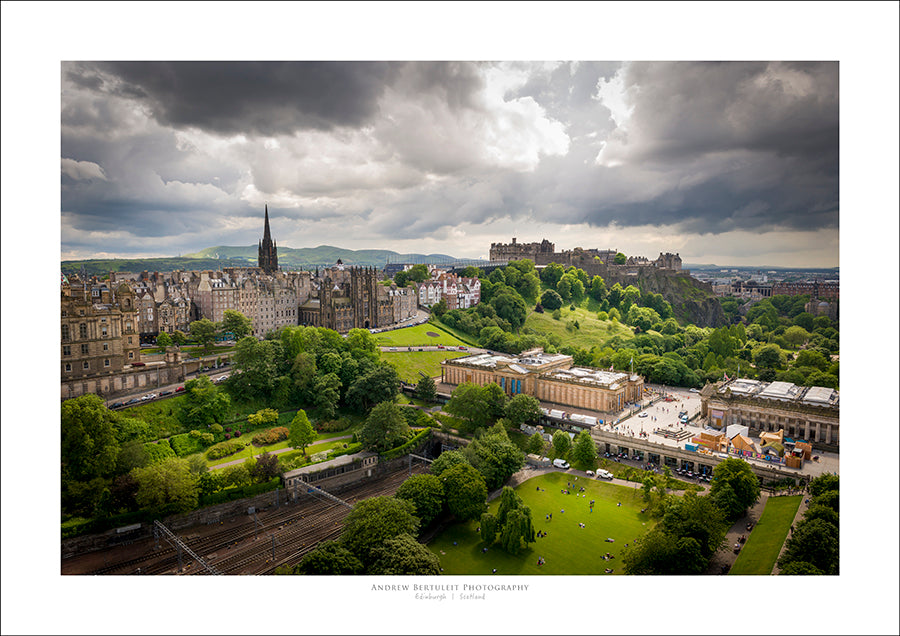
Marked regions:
[524,304,635,350]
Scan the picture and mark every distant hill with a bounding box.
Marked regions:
[62,245,471,277]
[184,245,461,269]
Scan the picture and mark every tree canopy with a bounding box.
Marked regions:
[360,401,410,452]
[368,533,442,575]
[710,458,760,519]
[441,462,488,521]
[340,496,420,565]
[395,473,445,526]
[221,309,253,339]
[61,394,120,482]
[288,409,316,455]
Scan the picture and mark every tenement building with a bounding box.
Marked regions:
[441,349,644,413]
[700,378,839,450]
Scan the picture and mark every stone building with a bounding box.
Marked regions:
[700,378,839,450]
[298,264,411,333]
[771,280,839,300]
[416,273,480,309]
[489,237,555,262]
[61,276,142,381]
[441,348,645,413]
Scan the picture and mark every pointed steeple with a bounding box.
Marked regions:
[263,204,272,242]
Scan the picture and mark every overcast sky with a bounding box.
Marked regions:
[60,59,841,267]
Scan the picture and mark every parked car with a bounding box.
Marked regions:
[597,469,614,480]
[175,386,185,393]
[552,459,570,469]
[638,412,648,418]
[160,390,172,396]
[126,397,140,405]
[110,402,124,408]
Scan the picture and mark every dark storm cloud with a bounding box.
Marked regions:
[79,61,406,136]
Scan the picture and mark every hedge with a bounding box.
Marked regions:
[169,433,206,457]
[206,438,249,460]
[199,477,281,506]
[144,440,176,464]
[381,427,433,461]
[61,508,168,540]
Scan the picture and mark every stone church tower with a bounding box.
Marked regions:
[258,204,279,273]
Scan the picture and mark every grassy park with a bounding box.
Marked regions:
[382,350,467,383]
[730,495,802,575]
[373,323,471,348]
[428,472,652,575]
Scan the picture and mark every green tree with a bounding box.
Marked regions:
[753,343,785,369]
[221,309,253,339]
[660,492,727,559]
[407,264,430,283]
[430,450,468,477]
[614,252,627,265]
[61,394,120,482]
[569,430,598,471]
[491,291,528,332]
[156,331,172,348]
[230,336,283,400]
[555,276,572,301]
[171,330,188,346]
[445,383,494,431]
[783,325,811,348]
[504,394,542,427]
[416,375,437,403]
[499,507,536,556]
[526,432,545,455]
[778,518,839,575]
[312,372,342,420]
[540,289,563,311]
[710,458,760,519]
[340,496,420,565]
[393,270,410,287]
[441,463,488,521]
[131,457,200,513]
[539,262,565,287]
[395,473,445,526]
[431,297,448,317]
[463,425,525,490]
[179,375,232,427]
[289,540,363,575]
[189,318,219,353]
[808,473,839,498]
[361,401,410,452]
[368,533,442,575]
[346,364,401,411]
[480,512,498,544]
[779,561,825,575]
[622,529,707,575]
[590,275,607,301]
[552,429,572,459]
[288,409,316,456]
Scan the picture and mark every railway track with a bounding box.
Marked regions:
[80,463,426,575]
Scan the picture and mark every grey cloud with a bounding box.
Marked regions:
[77,61,405,136]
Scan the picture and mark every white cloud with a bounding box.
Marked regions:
[61,158,107,181]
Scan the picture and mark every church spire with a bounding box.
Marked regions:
[258,204,278,273]
[263,203,272,242]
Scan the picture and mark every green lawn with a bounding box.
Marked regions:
[374,323,470,348]
[523,304,635,350]
[428,472,652,575]
[383,350,468,383]
[730,495,801,575]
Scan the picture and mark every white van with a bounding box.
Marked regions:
[552,459,570,469]
[597,469,614,480]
